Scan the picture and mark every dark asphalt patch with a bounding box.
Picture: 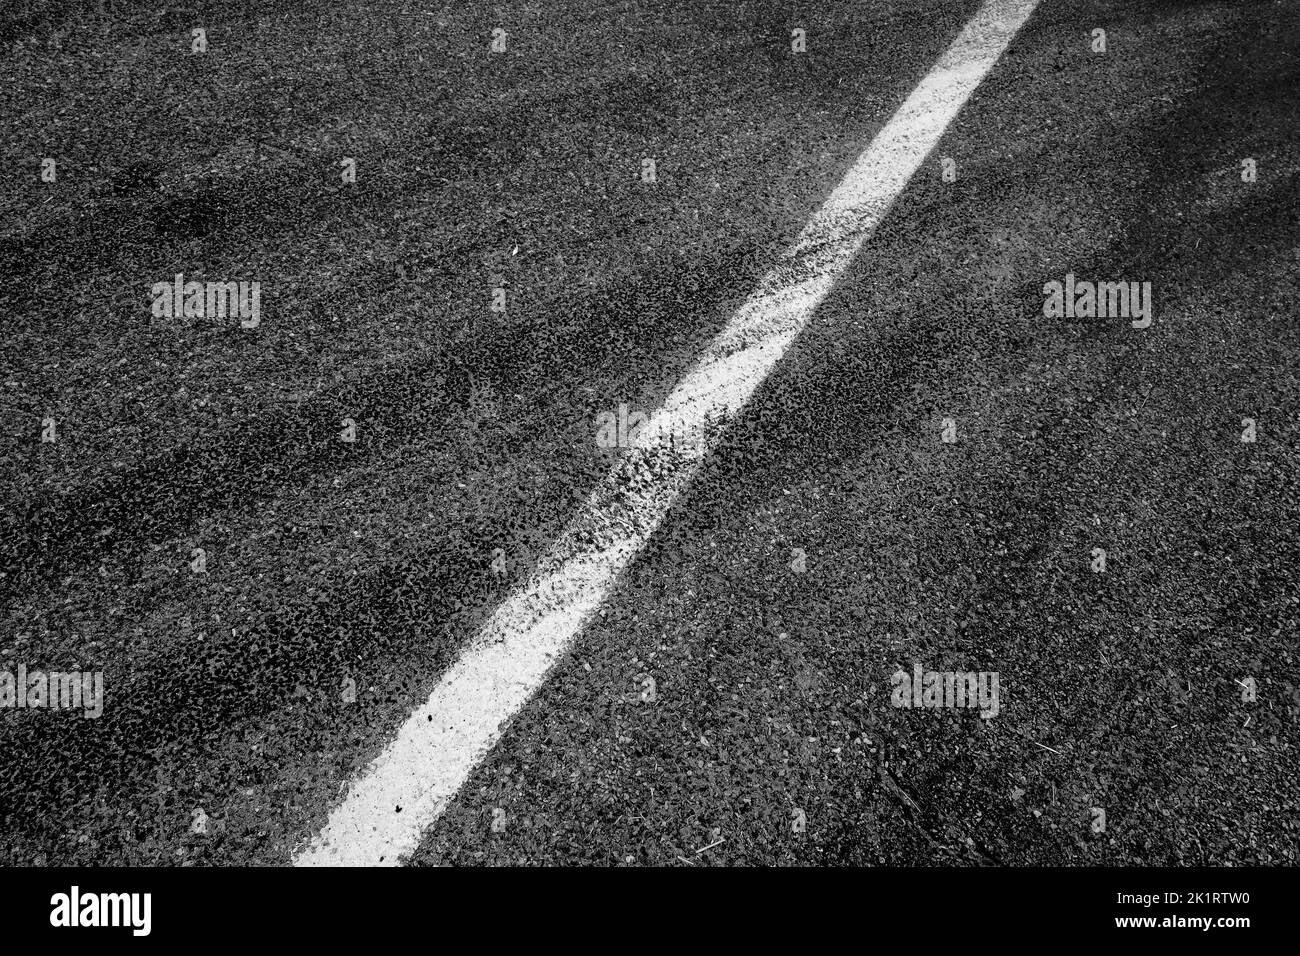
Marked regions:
[1,0,1295,867]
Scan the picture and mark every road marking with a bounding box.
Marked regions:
[295,0,1043,866]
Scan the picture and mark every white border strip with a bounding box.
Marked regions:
[295,0,1042,866]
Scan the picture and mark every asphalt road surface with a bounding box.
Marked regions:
[1,0,1297,867]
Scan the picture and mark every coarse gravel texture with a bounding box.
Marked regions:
[0,0,1297,866]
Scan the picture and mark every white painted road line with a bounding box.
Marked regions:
[294,0,1044,866]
